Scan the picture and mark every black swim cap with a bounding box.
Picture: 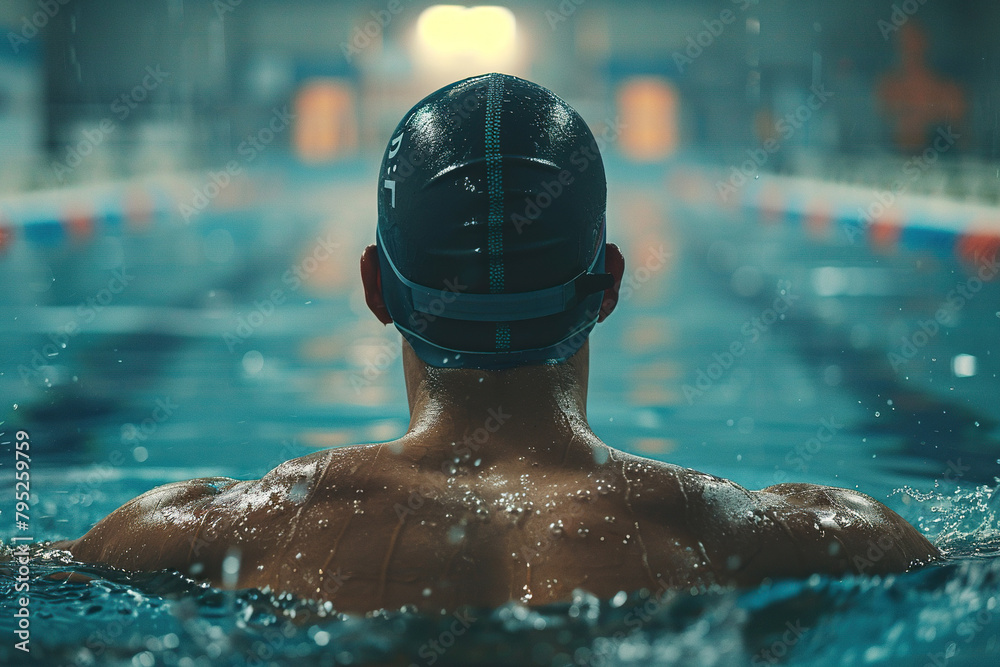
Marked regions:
[376,72,611,369]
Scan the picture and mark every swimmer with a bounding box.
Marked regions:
[54,74,940,613]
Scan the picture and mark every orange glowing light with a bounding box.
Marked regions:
[293,79,358,163]
[616,77,679,162]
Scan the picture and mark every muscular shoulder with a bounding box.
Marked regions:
[622,462,940,581]
[65,477,242,567]
[743,482,940,578]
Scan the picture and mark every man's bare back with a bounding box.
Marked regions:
[55,73,940,613]
[58,423,939,613]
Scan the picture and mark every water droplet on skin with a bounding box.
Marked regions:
[577,527,589,537]
[549,520,565,536]
[289,478,310,503]
[448,524,466,544]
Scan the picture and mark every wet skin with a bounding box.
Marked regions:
[55,244,940,613]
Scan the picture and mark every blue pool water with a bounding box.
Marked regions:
[1,161,999,665]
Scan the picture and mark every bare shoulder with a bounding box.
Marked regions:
[58,444,387,577]
[748,482,941,576]
[614,454,940,580]
[61,476,243,565]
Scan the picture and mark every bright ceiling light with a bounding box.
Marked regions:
[415,5,517,62]
[952,354,977,378]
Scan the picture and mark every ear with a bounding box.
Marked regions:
[360,244,393,325]
[598,242,625,323]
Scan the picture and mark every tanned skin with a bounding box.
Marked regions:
[54,243,940,613]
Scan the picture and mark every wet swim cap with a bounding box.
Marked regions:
[376,72,611,369]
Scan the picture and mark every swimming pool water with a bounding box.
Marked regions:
[1,161,998,665]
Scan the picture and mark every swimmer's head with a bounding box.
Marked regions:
[370,73,621,370]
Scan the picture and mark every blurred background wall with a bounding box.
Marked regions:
[2,0,998,195]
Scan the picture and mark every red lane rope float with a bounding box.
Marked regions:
[868,209,903,253]
[955,229,1000,265]
[0,216,13,255]
[64,205,94,244]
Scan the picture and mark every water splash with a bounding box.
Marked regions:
[894,477,1000,558]
[2,551,999,666]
